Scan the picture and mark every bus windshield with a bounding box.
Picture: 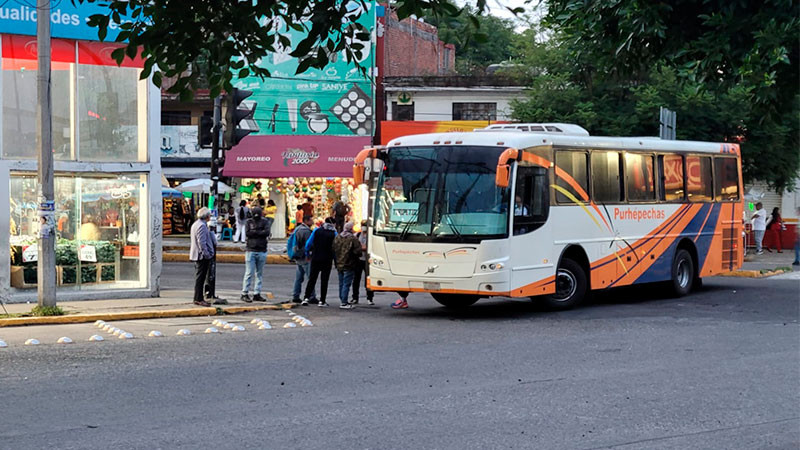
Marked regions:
[374,146,510,242]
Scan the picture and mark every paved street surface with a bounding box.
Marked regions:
[1,263,798,449]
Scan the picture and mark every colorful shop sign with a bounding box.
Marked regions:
[232,0,375,137]
[0,2,125,41]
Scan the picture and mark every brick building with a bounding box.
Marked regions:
[383,12,455,76]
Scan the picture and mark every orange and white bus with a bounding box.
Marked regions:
[354,123,743,309]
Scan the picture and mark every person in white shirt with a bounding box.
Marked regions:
[751,202,768,254]
[514,195,529,216]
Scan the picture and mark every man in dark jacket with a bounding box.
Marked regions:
[291,215,317,304]
[333,221,361,309]
[241,207,269,302]
[302,217,337,307]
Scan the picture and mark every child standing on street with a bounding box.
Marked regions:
[333,221,362,310]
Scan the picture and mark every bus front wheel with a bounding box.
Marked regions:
[431,293,480,309]
[542,258,588,310]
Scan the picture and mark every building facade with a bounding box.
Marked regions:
[0,4,162,302]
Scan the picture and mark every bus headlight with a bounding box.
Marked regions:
[480,262,504,272]
[369,255,386,267]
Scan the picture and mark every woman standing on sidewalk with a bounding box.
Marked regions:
[233,200,249,243]
[765,207,784,253]
[303,218,337,307]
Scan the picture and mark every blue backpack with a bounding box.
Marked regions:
[287,229,305,260]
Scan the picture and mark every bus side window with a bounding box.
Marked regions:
[555,151,589,203]
[591,151,623,203]
[659,154,685,202]
[686,156,713,202]
[513,166,549,235]
[625,153,656,201]
[714,157,740,201]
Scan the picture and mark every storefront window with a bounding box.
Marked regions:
[9,174,145,290]
[2,36,74,160]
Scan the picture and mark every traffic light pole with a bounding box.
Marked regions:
[210,96,221,213]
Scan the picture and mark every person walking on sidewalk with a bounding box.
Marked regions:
[765,207,784,253]
[352,220,374,305]
[333,221,362,310]
[241,207,269,303]
[332,198,350,232]
[233,200,249,243]
[190,207,215,307]
[751,202,768,255]
[303,217,337,307]
[793,207,800,266]
[290,215,317,304]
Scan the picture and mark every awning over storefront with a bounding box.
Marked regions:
[222,135,372,178]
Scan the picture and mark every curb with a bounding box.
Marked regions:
[162,253,292,264]
[718,269,792,279]
[0,303,293,328]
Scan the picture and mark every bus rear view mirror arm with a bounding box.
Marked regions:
[495,148,520,188]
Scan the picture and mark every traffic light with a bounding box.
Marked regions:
[223,88,259,148]
[198,116,214,148]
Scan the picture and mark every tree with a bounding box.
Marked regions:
[423,8,518,74]
[75,0,494,99]
[542,0,800,191]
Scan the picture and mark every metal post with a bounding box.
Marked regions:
[210,96,221,216]
[37,0,56,307]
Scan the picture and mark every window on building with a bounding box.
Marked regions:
[391,102,414,121]
[659,154,685,202]
[554,151,589,203]
[77,42,141,162]
[686,155,713,202]
[591,151,623,203]
[2,36,74,160]
[452,102,497,121]
[714,157,740,201]
[161,111,192,126]
[625,153,656,201]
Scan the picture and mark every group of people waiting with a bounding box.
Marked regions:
[749,203,800,265]
[189,201,411,309]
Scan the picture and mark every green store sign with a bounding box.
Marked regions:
[233,1,375,137]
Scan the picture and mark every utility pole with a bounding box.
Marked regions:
[37,0,56,307]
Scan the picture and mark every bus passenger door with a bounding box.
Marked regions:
[509,165,553,295]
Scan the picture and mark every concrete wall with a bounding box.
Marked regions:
[385,89,524,121]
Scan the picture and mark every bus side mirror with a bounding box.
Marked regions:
[496,164,511,188]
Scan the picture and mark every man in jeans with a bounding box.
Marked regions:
[351,220,374,305]
[291,215,317,304]
[189,207,215,307]
[333,221,362,309]
[241,207,269,302]
[751,202,768,255]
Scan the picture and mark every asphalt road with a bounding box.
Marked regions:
[0,263,798,449]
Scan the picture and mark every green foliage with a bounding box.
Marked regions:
[31,305,65,317]
[542,0,800,191]
[424,7,518,73]
[81,265,98,284]
[56,240,78,266]
[101,265,116,282]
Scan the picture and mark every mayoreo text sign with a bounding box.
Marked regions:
[0,2,124,41]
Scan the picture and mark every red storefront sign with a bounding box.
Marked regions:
[222,135,372,178]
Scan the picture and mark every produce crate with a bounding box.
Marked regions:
[10,266,37,289]
[80,265,99,284]
[98,263,117,283]
[57,266,77,286]
[122,245,139,257]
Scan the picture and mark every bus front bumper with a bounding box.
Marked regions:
[366,266,511,297]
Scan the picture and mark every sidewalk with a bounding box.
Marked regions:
[741,247,799,272]
[162,236,290,264]
[0,287,289,327]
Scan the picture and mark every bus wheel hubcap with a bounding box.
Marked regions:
[554,269,577,301]
[677,259,690,288]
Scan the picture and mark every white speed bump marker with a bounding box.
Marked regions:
[94,320,105,327]
[112,329,124,336]
[176,329,191,336]
[56,337,73,344]
[301,320,313,327]
[231,325,245,332]
[148,330,164,338]
[205,327,219,334]
[283,322,297,328]
[223,323,234,330]
[250,318,263,325]
[88,335,104,342]
[258,322,272,330]
[102,324,113,332]
[24,339,40,346]
[118,333,133,340]
[0,340,7,348]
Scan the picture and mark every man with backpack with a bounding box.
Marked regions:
[289,215,317,304]
[303,217,337,307]
[240,207,269,303]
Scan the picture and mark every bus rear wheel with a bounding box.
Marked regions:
[670,249,694,297]
[542,258,587,310]
[431,293,480,309]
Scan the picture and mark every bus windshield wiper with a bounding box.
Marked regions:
[443,213,463,241]
[399,209,419,240]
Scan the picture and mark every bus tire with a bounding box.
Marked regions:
[543,258,587,310]
[431,293,479,309]
[670,249,694,297]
